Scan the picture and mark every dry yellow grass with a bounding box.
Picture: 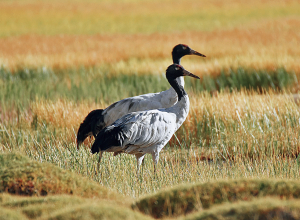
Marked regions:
[27,91,299,129]
[30,99,102,129]
[18,90,298,154]
[178,90,300,156]
[189,90,300,126]
[0,0,299,74]
[0,19,299,74]
[1,91,300,198]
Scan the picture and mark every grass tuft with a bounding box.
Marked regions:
[44,202,153,220]
[181,197,300,220]
[0,206,28,220]
[0,152,126,203]
[133,179,300,218]
[1,194,84,219]
[0,193,152,220]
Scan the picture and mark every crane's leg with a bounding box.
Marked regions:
[151,151,160,176]
[135,154,145,177]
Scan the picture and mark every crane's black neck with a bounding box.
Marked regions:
[172,54,182,65]
[167,76,187,101]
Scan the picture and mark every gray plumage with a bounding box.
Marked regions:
[91,64,200,175]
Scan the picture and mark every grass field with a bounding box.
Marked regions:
[1,0,300,219]
[0,0,300,72]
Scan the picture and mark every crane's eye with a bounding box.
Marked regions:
[175,67,180,71]
[182,46,187,50]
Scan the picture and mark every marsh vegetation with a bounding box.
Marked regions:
[1,0,300,219]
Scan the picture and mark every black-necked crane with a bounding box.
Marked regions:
[77,44,205,148]
[91,64,200,175]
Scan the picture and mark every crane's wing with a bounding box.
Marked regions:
[91,110,176,154]
[78,90,177,147]
[102,90,177,126]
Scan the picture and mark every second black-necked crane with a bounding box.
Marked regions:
[91,64,200,175]
[77,44,205,148]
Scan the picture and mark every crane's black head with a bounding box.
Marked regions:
[76,109,105,149]
[166,64,200,100]
[77,125,89,148]
[166,64,200,80]
[172,44,206,64]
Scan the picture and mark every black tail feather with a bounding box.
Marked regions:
[76,109,105,149]
[91,125,124,154]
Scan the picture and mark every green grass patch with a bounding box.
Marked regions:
[0,66,170,108]
[181,197,300,220]
[191,67,297,93]
[1,194,85,219]
[0,194,152,220]
[0,66,297,108]
[0,152,125,202]
[43,202,153,220]
[0,206,28,220]
[133,179,300,218]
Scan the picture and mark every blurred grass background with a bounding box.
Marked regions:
[1,0,299,36]
[0,0,299,72]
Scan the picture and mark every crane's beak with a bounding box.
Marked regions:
[182,69,200,79]
[190,49,206,57]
